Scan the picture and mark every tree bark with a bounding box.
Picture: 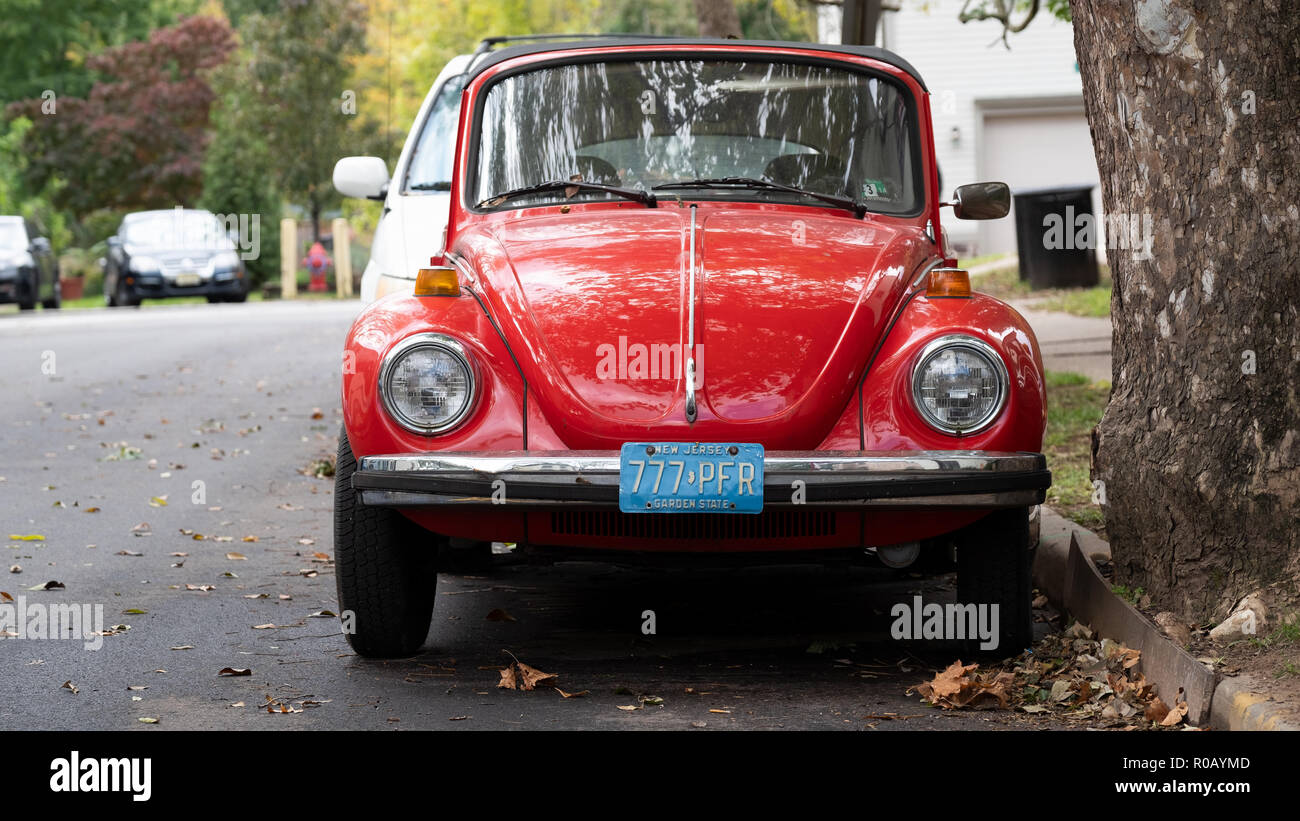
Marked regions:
[842,0,884,46]
[694,0,742,38]
[1071,0,1300,620]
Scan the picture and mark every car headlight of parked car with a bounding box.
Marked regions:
[208,250,241,277]
[911,334,1009,435]
[378,333,476,434]
[129,255,162,274]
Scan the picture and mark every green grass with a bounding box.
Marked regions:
[1044,370,1110,536]
[1036,281,1112,317]
[971,265,1032,300]
[1111,585,1145,605]
[957,253,1011,269]
[972,264,1114,319]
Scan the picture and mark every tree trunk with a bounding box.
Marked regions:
[1071,0,1300,620]
[842,0,884,46]
[693,0,741,38]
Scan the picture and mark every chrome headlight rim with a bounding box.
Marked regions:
[910,333,1009,436]
[378,332,478,435]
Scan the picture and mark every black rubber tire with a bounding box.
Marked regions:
[334,428,438,658]
[114,278,139,308]
[226,291,247,303]
[41,279,61,310]
[955,507,1034,655]
[17,274,36,310]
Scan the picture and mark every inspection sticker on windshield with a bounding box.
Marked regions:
[619,442,764,514]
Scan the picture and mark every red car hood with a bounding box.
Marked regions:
[460,206,929,449]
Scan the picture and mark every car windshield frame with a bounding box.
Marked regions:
[464,51,925,217]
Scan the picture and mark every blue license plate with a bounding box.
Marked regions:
[618,442,764,514]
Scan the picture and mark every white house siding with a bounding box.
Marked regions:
[821,1,1102,256]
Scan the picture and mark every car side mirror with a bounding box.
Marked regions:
[334,156,391,201]
[31,236,51,251]
[944,182,1010,220]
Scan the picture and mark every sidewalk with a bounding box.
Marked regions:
[966,256,1114,382]
[1011,304,1112,383]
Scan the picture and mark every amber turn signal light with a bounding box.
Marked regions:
[414,266,459,297]
[926,267,971,298]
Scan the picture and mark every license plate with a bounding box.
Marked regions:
[174,273,201,287]
[619,442,764,514]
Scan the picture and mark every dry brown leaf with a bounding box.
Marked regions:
[486,608,516,623]
[497,666,518,690]
[218,667,252,676]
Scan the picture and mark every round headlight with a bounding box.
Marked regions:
[911,335,1008,435]
[379,334,476,434]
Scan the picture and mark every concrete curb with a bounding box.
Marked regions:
[1209,675,1300,732]
[1031,507,1296,730]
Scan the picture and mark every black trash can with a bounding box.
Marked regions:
[1012,184,1100,289]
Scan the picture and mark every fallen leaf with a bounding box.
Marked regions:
[486,608,516,623]
[241,535,258,543]
[307,610,336,618]
[28,580,65,591]
[138,717,159,724]
[170,645,195,651]
[8,534,44,541]
[218,667,252,677]
[252,623,276,630]
[61,680,79,694]
[9,565,20,574]
[556,688,589,699]
[149,496,168,507]
[115,550,143,557]
[225,552,247,561]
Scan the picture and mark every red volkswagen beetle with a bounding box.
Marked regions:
[334,37,1050,658]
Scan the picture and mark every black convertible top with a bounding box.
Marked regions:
[463,37,929,91]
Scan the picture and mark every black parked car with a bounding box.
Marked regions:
[0,216,60,310]
[104,209,248,306]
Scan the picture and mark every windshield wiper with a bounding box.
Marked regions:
[652,176,867,218]
[478,179,657,209]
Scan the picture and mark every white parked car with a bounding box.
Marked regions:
[334,52,471,303]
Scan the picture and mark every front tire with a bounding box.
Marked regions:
[955,507,1034,655]
[334,428,438,658]
[41,279,61,310]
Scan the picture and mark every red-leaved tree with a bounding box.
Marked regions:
[5,15,235,217]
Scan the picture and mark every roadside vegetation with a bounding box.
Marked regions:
[1043,370,1108,537]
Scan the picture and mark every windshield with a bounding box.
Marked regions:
[0,222,28,249]
[474,59,920,213]
[123,211,230,249]
[405,75,465,193]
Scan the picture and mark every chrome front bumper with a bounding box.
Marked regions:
[353,451,1050,510]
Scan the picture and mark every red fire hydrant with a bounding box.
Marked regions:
[303,241,332,293]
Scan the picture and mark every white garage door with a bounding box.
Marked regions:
[979,107,1102,256]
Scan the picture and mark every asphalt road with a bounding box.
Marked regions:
[0,301,1068,731]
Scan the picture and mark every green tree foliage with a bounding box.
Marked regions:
[234,0,380,240]
[0,0,200,100]
[200,91,281,286]
[6,15,235,217]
